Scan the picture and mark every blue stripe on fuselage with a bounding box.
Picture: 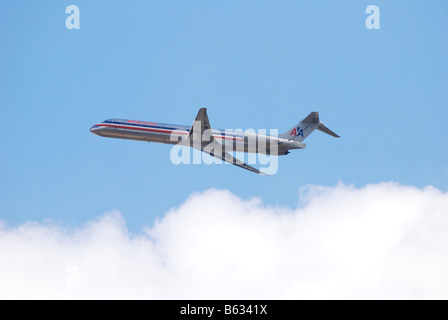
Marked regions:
[102,119,244,138]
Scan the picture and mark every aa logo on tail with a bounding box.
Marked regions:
[290,126,304,137]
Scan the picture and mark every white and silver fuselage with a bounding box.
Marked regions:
[90,118,305,155]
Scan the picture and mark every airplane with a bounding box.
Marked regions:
[90,108,339,175]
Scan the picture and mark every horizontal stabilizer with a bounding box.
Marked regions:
[317,124,340,138]
[280,111,339,141]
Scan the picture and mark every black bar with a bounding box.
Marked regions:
[139,301,303,319]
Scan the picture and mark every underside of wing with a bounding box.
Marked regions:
[189,108,268,175]
[201,147,269,176]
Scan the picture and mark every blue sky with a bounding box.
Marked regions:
[1,1,447,232]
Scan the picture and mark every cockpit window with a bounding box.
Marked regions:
[104,119,124,124]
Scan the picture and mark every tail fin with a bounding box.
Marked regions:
[279,112,340,142]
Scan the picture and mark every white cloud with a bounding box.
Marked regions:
[0,182,447,299]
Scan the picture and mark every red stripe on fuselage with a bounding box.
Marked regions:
[95,123,187,135]
[95,123,243,141]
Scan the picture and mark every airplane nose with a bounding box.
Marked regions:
[90,125,101,134]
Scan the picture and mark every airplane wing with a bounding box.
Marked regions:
[205,150,269,175]
[188,108,212,141]
[189,108,269,175]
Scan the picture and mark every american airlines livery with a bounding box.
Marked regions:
[90,108,339,175]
